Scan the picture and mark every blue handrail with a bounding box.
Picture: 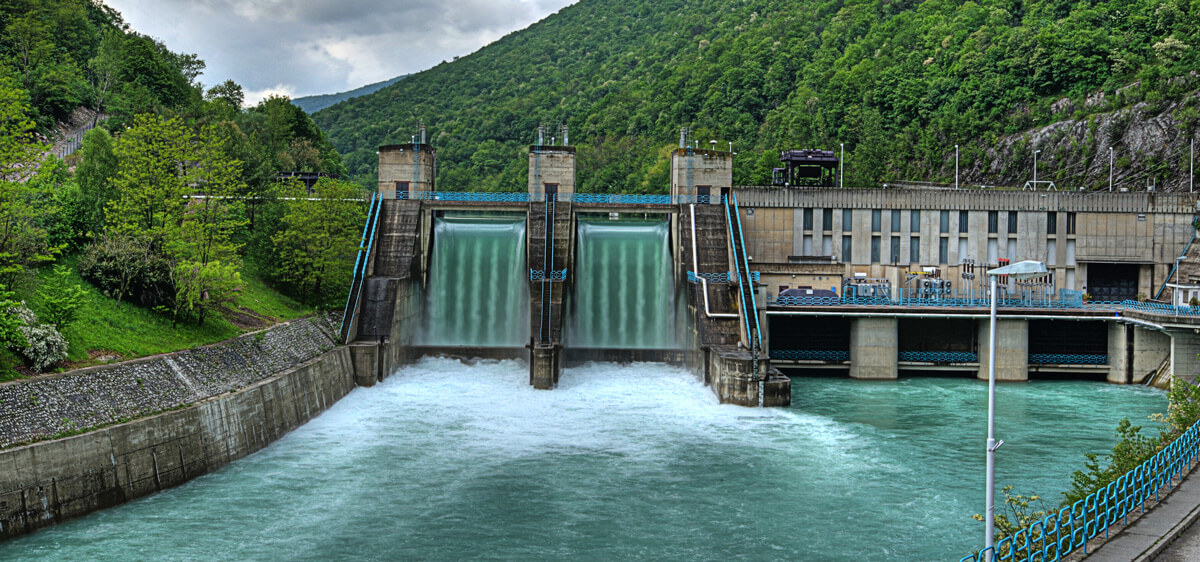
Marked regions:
[731,193,762,350]
[723,195,757,351]
[339,194,381,341]
[961,400,1200,562]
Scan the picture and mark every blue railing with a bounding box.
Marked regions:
[768,293,1200,318]
[1029,353,1109,365]
[393,191,718,205]
[530,269,567,281]
[961,409,1200,562]
[898,351,979,363]
[731,194,762,350]
[688,271,734,284]
[770,349,850,361]
[724,195,761,352]
[339,194,382,342]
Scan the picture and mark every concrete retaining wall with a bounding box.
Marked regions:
[0,316,359,540]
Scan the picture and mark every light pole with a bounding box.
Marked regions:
[983,260,1048,558]
[1190,139,1194,194]
[1109,147,1114,192]
[1033,149,1041,187]
[955,144,960,190]
[840,143,845,188]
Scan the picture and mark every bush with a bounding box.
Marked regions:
[78,234,174,309]
[7,304,68,372]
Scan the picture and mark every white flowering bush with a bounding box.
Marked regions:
[8,304,68,372]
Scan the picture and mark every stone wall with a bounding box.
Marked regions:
[0,314,339,450]
[0,314,357,539]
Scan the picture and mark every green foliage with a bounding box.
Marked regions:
[973,486,1050,556]
[270,178,367,306]
[314,0,1200,189]
[36,264,86,329]
[0,284,24,349]
[7,302,67,372]
[78,233,173,308]
[0,74,62,286]
[1064,418,1162,504]
[74,127,118,237]
[171,260,241,326]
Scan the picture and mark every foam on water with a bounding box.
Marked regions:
[1,360,1166,561]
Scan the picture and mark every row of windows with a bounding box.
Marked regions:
[840,235,1054,266]
[799,209,1078,236]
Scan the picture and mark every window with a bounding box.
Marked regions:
[987,211,998,234]
[1047,212,1057,235]
[938,238,948,264]
[891,236,901,263]
[1067,212,1077,235]
[871,236,881,263]
[823,209,833,232]
[872,210,882,232]
[940,210,950,233]
[843,209,853,232]
[891,210,901,232]
[910,236,920,263]
[395,181,410,197]
[959,210,969,233]
[803,208,813,230]
[841,236,853,262]
[910,210,920,233]
[1008,211,1018,234]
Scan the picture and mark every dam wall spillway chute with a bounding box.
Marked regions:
[420,215,529,347]
[568,218,676,349]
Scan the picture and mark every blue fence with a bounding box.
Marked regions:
[770,349,850,361]
[393,191,714,205]
[961,409,1200,562]
[530,269,567,282]
[339,194,382,342]
[1029,353,1108,365]
[769,293,1200,318]
[898,351,979,363]
[688,271,734,284]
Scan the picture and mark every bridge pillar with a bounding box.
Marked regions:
[977,318,1028,381]
[530,344,562,389]
[1107,322,1130,383]
[1168,328,1200,384]
[849,317,898,379]
[1132,327,1171,383]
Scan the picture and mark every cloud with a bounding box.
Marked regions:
[104,0,577,105]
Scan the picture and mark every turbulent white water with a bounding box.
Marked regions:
[1,360,1166,560]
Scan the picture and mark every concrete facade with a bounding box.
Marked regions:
[378,143,435,198]
[528,146,576,198]
[670,148,732,204]
[849,317,898,379]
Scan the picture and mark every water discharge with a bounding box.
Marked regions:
[2,360,1166,560]
[569,219,675,348]
[420,215,528,346]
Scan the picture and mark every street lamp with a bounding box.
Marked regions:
[1033,150,1042,186]
[1109,147,1114,192]
[840,142,845,188]
[955,144,960,190]
[983,260,1048,558]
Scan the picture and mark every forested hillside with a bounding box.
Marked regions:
[0,0,364,377]
[293,75,408,114]
[315,0,1200,191]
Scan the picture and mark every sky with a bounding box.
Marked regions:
[103,0,579,106]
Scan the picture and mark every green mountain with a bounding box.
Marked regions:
[313,0,1200,192]
[292,75,408,114]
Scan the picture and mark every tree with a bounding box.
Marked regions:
[74,126,118,236]
[106,114,192,250]
[0,76,60,287]
[87,29,123,125]
[271,177,367,305]
[171,259,240,326]
[37,265,87,330]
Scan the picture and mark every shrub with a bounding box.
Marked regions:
[78,234,174,309]
[7,304,68,372]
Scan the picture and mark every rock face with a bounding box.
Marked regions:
[964,89,1200,192]
[0,314,338,449]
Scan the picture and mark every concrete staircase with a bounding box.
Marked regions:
[680,204,739,346]
[355,200,422,340]
[528,198,573,346]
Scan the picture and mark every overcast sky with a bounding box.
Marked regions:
[104,0,579,106]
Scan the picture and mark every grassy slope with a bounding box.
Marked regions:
[1,257,316,381]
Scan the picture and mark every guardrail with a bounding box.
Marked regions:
[688,271,733,284]
[961,409,1200,562]
[767,294,1200,318]
[899,351,979,362]
[1028,353,1108,365]
[339,194,381,342]
[770,349,850,361]
[530,269,567,281]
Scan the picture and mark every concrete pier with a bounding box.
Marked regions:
[977,318,1029,381]
[850,318,898,379]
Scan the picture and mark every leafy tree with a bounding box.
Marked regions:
[0,284,24,349]
[271,177,367,305]
[37,264,86,329]
[0,76,61,286]
[74,126,118,236]
[171,259,240,326]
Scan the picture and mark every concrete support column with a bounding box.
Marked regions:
[530,345,561,390]
[850,317,898,379]
[1168,328,1200,384]
[977,318,1029,382]
[1132,327,1171,383]
[1107,322,1130,384]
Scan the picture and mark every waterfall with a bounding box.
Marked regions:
[569,219,675,349]
[421,216,528,346]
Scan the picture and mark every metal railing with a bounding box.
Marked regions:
[768,293,1200,318]
[731,194,762,349]
[530,269,567,281]
[392,191,714,205]
[1028,353,1109,365]
[770,349,850,361]
[723,195,759,352]
[899,351,979,363]
[961,410,1200,562]
[688,271,734,284]
[339,194,382,342]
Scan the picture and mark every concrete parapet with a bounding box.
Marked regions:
[850,317,898,379]
[0,346,357,540]
[977,318,1029,381]
[530,345,561,390]
[706,345,790,406]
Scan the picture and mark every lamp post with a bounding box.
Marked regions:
[1109,147,1114,192]
[840,143,845,189]
[955,144,960,190]
[1033,149,1042,187]
[983,260,1048,559]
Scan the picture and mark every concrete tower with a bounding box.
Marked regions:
[670,129,731,204]
[378,125,435,198]
[528,125,575,198]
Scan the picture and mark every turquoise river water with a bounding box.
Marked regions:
[0,360,1166,561]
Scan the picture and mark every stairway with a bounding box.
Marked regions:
[680,203,739,346]
[724,195,761,352]
[528,197,572,346]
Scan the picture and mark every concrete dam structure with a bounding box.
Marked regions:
[343,130,1200,404]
